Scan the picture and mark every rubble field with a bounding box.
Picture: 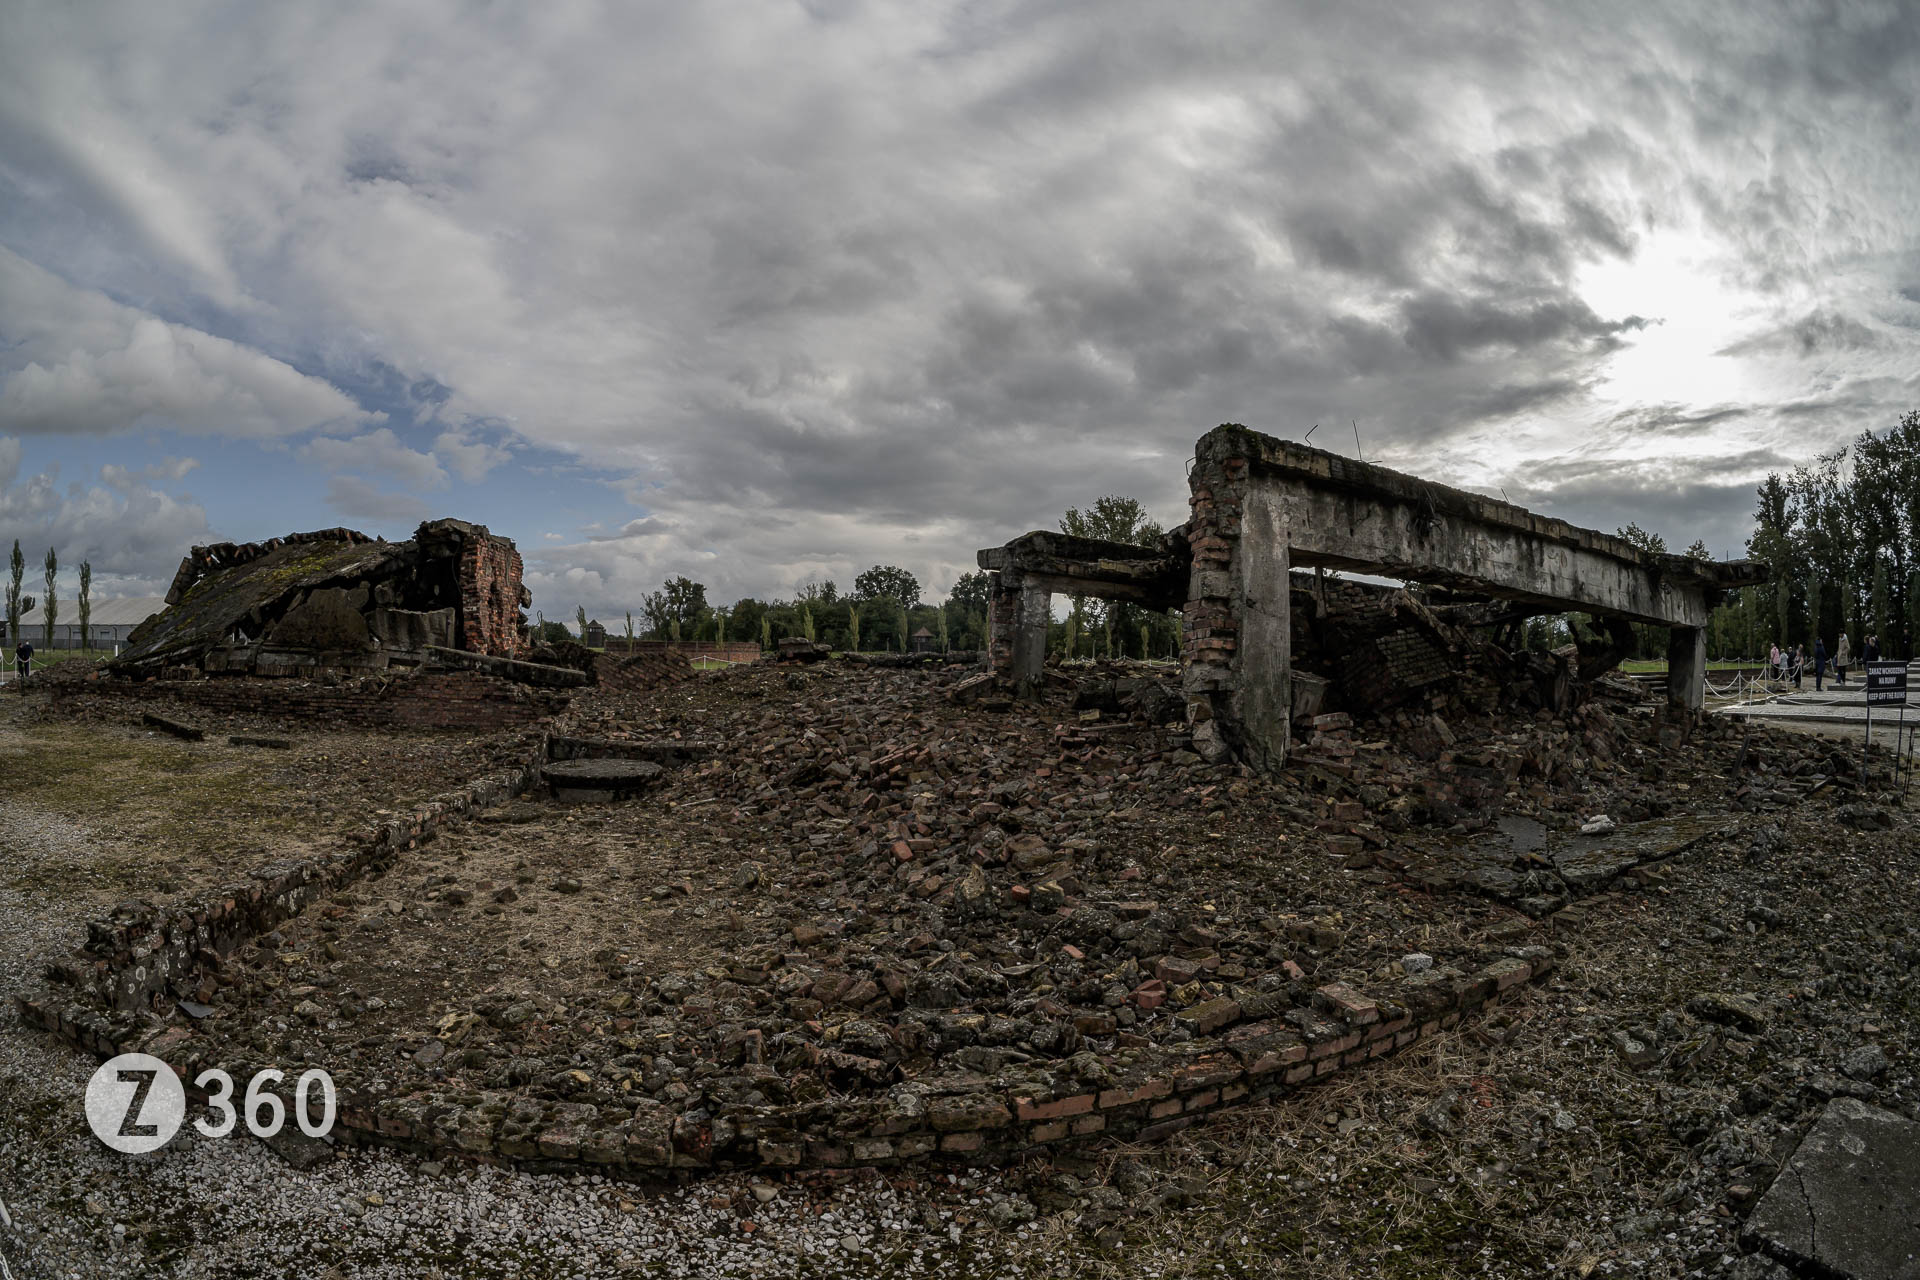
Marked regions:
[3,660,1915,1278]
[152,662,1809,1112]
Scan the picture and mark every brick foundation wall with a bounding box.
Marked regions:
[601,639,763,664]
[67,670,568,732]
[31,725,554,1015]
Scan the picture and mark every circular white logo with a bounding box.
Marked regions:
[85,1053,185,1154]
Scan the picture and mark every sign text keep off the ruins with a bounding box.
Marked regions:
[1864,660,1909,706]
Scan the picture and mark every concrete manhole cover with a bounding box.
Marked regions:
[539,757,667,803]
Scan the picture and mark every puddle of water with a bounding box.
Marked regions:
[1495,815,1548,854]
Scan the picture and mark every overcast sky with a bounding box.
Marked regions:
[3,1,1917,616]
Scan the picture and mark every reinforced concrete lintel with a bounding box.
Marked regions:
[1198,424,1766,626]
[977,531,1187,611]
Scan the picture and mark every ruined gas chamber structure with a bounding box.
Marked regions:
[980,424,1769,772]
[112,517,533,680]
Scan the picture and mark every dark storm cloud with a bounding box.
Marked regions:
[1717,310,1891,357]
[2,0,1917,610]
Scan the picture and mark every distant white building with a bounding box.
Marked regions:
[14,597,167,650]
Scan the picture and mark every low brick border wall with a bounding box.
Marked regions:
[19,942,1556,1176]
[54,669,571,732]
[29,721,559,1015]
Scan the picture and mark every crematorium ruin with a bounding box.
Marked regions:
[24,417,1914,1280]
[980,423,1769,771]
[116,517,531,677]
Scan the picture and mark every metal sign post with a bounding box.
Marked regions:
[1862,660,1909,788]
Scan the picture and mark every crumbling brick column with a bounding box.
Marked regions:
[987,570,1050,691]
[1182,440,1291,769]
[456,534,526,658]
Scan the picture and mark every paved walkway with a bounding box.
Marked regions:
[1715,663,1919,759]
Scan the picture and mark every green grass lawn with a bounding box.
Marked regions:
[1618,658,1760,673]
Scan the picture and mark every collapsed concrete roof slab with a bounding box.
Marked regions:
[121,534,407,670]
[114,519,530,676]
[1743,1097,1920,1280]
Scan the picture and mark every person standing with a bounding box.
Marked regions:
[1835,631,1851,685]
[1864,634,1880,662]
[1813,636,1827,691]
[12,638,30,692]
[1769,641,1782,682]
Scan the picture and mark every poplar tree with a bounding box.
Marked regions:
[42,548,57,647]
[78,561,92,653]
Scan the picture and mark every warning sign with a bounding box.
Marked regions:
[1865,660,1909,707]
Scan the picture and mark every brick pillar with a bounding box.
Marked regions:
[456,534,527,658]
[986,571,1050,694]
[987,572,1021,677]
[1182,445,1250,763]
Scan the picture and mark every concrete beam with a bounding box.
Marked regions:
[1198,425,1764,628]
[978,531,1187,612]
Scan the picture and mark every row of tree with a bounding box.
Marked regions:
[1738,410,1920,661]
[1510,410,1919,663]
[562,495,1187,660]
[4,541,93,653]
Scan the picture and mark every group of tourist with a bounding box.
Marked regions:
[1768,633,1882,690]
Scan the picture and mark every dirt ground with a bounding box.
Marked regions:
[1,694,527,910]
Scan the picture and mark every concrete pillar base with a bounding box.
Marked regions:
[1667,625,1705,721]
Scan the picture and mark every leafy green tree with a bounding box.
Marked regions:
[1061,497,1167,660]
[1870,560,1890,649]
[641,576,707,640]
[727,597,767,645]
[1060,495,1164,548]
[943,571,992,650]
[851,565,920,610]
[575,604,588,638]
[847,602,861,653]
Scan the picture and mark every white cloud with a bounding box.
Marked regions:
[432,428,511,483]
[3,1,1919,612]
[322,474,433,526]
[0,250,371,438]
[303,427,447,490]
[0,437,214,593]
